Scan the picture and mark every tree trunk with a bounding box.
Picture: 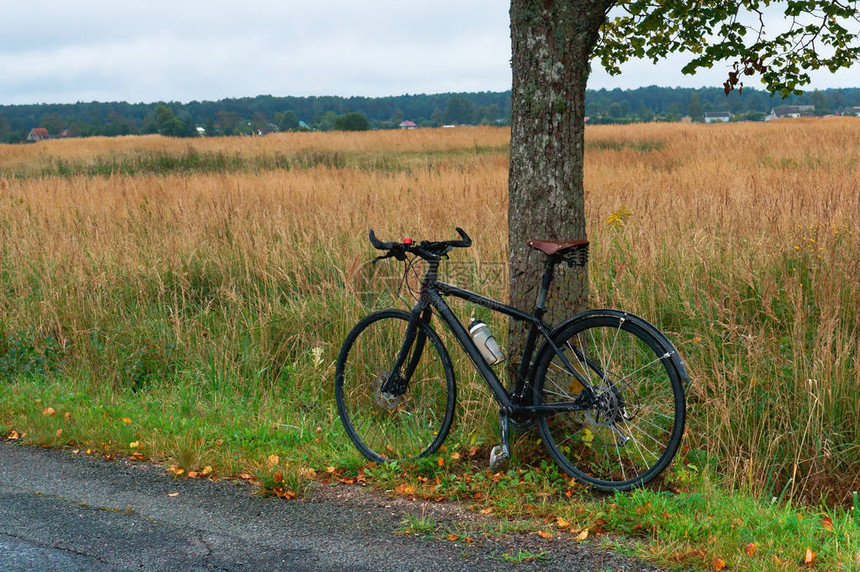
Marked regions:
[507,0,611,382]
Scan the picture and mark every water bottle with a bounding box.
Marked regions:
[468,319,505,366]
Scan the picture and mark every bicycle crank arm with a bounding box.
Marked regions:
[490,408,512,471]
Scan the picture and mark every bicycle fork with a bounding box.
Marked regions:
[380,307,430,398]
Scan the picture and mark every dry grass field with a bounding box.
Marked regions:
[2,122,859,508]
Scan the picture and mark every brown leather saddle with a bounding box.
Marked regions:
[527,238,588,256]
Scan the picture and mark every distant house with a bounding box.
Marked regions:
[26,127,71,142]
[704,111,731,123]
[399,120,417,129]
[27,127,50,142]
[765,105,815,121]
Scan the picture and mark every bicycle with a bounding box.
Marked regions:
[335,227,688,491]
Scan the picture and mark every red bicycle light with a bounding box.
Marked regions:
[403,238,413,245]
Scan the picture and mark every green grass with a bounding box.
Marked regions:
[499,549,550,563]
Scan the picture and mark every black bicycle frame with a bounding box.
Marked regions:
[389,256,596,416]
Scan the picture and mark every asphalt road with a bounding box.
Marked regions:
[0,441,664,571]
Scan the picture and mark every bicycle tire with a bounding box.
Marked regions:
[335,309,456,463]
[533,311,686,491]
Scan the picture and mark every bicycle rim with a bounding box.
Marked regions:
[335,309,456,462]
[534,313,685,491]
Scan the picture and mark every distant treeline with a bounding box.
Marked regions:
[1,86,858,142]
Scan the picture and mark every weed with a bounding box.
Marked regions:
[499,549,549,563]
[398,512,439,538]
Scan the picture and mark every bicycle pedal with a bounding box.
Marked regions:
[489,445,510,471]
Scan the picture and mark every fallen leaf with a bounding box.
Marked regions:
[42,407,56,416]
[635,502,652,514]
[576,528,589,540]
[446,534,457,541]
[805,547,815,566]
[9,430,21,440]
[64,412,72,420]
[201,466,213,476]
[238,473,253,480]
[326,466,336,473]
[131,452,144,461]
[537,530,552,539]
[745,542,758,556]
[267,454,279,466]
[394,483,415,495]
[712,557,726,570]
[273,471,284,483]
[168,492,179,497]
[55,429,63,438]
[187,471,199,479]
[122,417,132,424]
[820,517,834,530]
[437,456,444,467]
[129,441,140,448]
[479,508,493,514]
[215,439,224,446]
[556,517,570,528]
[450,452,460,460]
[299,467,316,479]
[468,446,479,456]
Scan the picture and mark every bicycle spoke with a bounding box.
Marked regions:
[616,438,627,482]
[596,353,673,398]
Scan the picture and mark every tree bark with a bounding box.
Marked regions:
[507,0,612,382]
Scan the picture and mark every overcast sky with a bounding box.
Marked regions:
[2,1,859,105]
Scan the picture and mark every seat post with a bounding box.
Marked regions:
[533,257,558,320]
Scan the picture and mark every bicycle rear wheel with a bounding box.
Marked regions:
[335,309,456,463]
[533,311,686,491]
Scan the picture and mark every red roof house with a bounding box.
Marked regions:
[27,128,50,142]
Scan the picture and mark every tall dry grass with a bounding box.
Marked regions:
[1,122,858,503]
[585,119,860,503]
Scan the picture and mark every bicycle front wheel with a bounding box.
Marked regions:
[533,312,686,491]
[335,309,456,463]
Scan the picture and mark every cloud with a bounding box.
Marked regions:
[0,1,511,104]
[1,1,857,105]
